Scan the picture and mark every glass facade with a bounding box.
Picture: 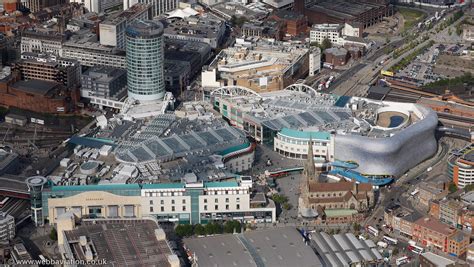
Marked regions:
[126,20,165,101]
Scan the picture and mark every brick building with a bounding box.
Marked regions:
[417,182,448,207]
[412,216,469,254]
[14,52,81,89]
[299,142,374,222]
[294,0,394,28]
[448,231,470,257]
[429,200,441,219]
[0,74,77,113]
[269,10,308,37]
[324,47,349,66]
[3,0,19,13]
[384,204,422,238]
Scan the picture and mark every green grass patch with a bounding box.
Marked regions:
[423,73,473,89]
[398,7,425,31]
[389,40,435,72]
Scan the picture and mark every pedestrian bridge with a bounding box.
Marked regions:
[0,175,29,199]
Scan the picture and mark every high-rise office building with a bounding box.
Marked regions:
[126,20,165,101]
[3,0,19,13]
[69,0,123,13]
[123,0,178,18]
[21,0,67,13]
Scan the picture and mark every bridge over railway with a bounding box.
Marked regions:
[0,175,29,199]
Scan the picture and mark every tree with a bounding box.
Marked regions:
[353,223,361,232]
[282,203,292,210]
[310,41,320,47]
[204,222,223,235]
[321,38,332,50]
[194,224,205,236]
[224,221,235,233]
[448,182,458,193]
[49,227,58,241]
[175,224,193,237]
[232,221,241,233]
[271,194,288,204]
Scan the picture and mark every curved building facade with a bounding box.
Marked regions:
[210,86,439,180]
[448,144,474,188]
[274,128,335,161]
[126,20,165,101]
[271,103,438,177]
[334,104,438,177]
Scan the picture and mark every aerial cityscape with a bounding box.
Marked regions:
[0,0,472,266]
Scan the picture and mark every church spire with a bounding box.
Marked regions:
[303,137,316,181]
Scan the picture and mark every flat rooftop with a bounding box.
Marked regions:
[211,2,268,20]
[12,80,61,96]
[184,227,323,267]
[216,90,424,139]
[0,174,28,192]
[214,41,308,75]
[64,219,173,266]
[115,125,248,163]
[163,16,223,39]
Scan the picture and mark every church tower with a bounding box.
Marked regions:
[303,138,316,181]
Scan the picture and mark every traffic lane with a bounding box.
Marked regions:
[330,63,367,89]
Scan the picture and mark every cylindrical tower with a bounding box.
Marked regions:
[26,176,48,226]
[126,19,165,101]
[3,0,19,13]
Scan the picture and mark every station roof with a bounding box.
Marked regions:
[184,227,323,267]
[64,219,173,266]
[310,232,383,266]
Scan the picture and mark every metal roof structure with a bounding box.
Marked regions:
[184,227,322,267]
[63,219,174,266]
[115,125,248,164]
[310,232,383,267]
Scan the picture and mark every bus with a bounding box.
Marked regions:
[383,235,398,245]
[265,167,304,178]
[408,245,424,254]
[396,256,409,266]
[367,226,379,237]
[0,197,9,208]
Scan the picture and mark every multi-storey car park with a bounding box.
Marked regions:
[448,144,474,189]
[210,84,438,186]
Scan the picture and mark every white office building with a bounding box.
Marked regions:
[123,0,178,18]
[21,31,65,57]
[63,41,126,69]
[99,3,151,49]
[310,24,343,45]
[309,47,321,76]
[0,212,15,244]
[70,0,123,13]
